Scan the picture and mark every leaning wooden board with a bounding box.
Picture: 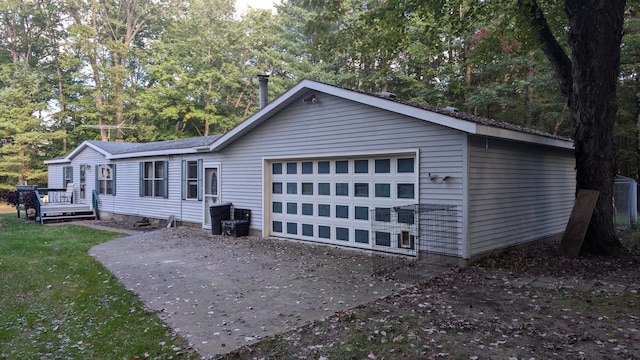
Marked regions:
[559,189,600,258]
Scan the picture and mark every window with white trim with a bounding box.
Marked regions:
[140,161,168,198]
[96,164,115,195]
[182,160,203,200]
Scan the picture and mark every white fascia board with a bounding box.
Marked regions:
[43,158,71,165]
[476,125,574,149]
[44,140,111,164]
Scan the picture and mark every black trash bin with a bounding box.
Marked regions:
[221,208,251,237]
[209,202,231,235]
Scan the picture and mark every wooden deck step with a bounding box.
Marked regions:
[40,204,96,224]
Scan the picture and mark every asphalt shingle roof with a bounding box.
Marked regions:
[87,135,221,155]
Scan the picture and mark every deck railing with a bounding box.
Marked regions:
[38,187,72,205]
[92,190,100,220]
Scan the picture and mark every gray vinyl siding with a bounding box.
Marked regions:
[108,155,208,223]
[467,135,575,256]
[218,93,466,250]
[47,164,66,189]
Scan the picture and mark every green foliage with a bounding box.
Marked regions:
[0,0,638,185]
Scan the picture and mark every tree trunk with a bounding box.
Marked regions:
[635,73,640,179]
[520,0,626,256]
[567,0,626,256]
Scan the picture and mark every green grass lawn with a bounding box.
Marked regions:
[0,214,196,359]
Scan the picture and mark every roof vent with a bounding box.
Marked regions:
[443,106,459,112]
[379,91,397,99]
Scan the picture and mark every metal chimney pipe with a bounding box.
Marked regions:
[258,75,269,109]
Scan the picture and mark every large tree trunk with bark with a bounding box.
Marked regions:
[520,0,626,256]
[568,0,626,255]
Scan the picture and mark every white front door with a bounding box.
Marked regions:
[203,167,220,229]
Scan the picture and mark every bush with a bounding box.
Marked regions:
[4,190,19,206]
[23,191,39,211]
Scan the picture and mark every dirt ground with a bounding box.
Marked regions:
[224,235,640,360]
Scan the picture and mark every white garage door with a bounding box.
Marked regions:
[268,154,418,250]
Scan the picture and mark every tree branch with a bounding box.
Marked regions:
[518,0,573,101]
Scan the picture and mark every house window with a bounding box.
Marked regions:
[140,161,168,198]
[183,160,202,200]
[97,164,115,195]
[63,166,73,187]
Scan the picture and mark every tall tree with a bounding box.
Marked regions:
[67,0,178,141]
[0,0,64,188]
[519,0,626,255]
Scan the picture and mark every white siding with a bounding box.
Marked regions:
[107,155,212,223]
[47,164,66,189]
[69,148,108,206]
[467,135,575,256]
[218,93,466,252]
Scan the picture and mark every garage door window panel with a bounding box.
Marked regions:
[318,161,330,174]
[336,205,349,219]
[319,225,331,238]
[375,231,391,246]
[336,227,349,241]
[287,222,297,234]
[273,163,282,174]
[318,183,330,195]
[355,229,369,244]
[375,159,390,173]
[335,160,348,174]
[273,221,283,232]
[302,162,313,174]
[287,162,297,174]
[375,183,391,198]
[302,224,314,236]
[287,182,297,194]
[397,158,415,173]
[336,183,349,196]
[287,202,297,214]
[272,182,283,194]
[273,202,283,213]
[318,204,331,217]
[354,183,369,197]
[302,203,313,215]
[302,182,313,195]
[355,206,369,220]
[354,159,368,173]
[397,183,415,199]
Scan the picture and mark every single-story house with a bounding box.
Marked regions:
[45,79,576,262]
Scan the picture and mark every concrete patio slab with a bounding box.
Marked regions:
[89,227,437,358]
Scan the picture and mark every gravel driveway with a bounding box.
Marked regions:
[89,227,416,358]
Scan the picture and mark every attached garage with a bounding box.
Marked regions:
[212,79,576,262]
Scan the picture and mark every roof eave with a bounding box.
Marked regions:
[475,125,574,149]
